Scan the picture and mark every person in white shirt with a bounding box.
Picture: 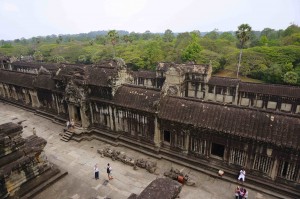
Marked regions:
[107,163,113,180]
[94,164,99,180]
[238,168,246,183]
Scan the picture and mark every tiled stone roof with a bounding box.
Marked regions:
[132,70,156,78]
[208,76,240,87]
[159,96,300,149]
[34,74,56,90]
[0,70,35,88]
[239,82,300,98]
[113,85,160,112]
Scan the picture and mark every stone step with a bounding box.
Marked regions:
[63,132,73,137]
[60,137,69,142]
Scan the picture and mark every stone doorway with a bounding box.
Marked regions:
[211,143,225,159]
[75,106,81,122]
[68,104,82,125]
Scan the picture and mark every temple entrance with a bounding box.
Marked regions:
[68,104,82,125]
[75,106,81,122]
[211,143,225,159]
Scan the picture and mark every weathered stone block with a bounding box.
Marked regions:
[267,101,277,110]
[241,98,250,106]
[281,103,291,112]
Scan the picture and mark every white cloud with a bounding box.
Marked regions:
[3,2,19,12]
[103,0,146,19]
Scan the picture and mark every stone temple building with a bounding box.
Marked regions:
[0,58,299,198]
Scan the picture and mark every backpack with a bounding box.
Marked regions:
[107,167,110,173]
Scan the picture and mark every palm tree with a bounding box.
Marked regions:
[107,30,119,58]
[235,24,252,78]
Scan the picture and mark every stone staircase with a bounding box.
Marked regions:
[60,130,74,142]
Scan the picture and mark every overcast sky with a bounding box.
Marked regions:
[1,0,299,40]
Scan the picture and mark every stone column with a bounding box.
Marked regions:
[29,90,40,108]
[183,131,190,154]
[89,102,94,125]
[234,85,239,105]
[80,102,90,129]
[54,94,60,114]
[270,158,278,180]
[153,116,161,148]
[108,105,115,131]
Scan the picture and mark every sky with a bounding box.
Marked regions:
[0,0,299,40]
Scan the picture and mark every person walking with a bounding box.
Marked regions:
[107,163,113,180]
[94,164,99,180]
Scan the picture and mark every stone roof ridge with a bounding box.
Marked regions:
[1,68,37,76]
[167,95,300,119]
[240,81,300,89]
[122,83,161,92]
[211,76,239,80]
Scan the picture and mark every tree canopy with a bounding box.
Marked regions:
[1,24,300,85]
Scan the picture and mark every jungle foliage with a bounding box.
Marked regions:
[1,25,300,85]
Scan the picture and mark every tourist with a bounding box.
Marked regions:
[234,186,240,199]
[239,187,245,199]
[107,163,113,180]
[94,164,99,180]
[243,188,248,199]
[66,120,70,129]
[70,119,75,128]
[33,127,36,135]
[238,168,246,183]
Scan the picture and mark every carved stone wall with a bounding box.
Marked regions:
[0,122,62,198]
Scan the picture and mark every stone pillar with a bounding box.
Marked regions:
[234,85,239,105]
[54,94,60,114]
[153,116,161,148]
[80,102,90,129]
[108,105,115,131]
[89,102,94,125]
[183,131,190,153]
[270,158,278,180]
[29,90,40,108]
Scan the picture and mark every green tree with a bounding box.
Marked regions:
[181,33,202,62]
[143,41,163,69]
[163,29,175,42]
[33,51,43,62]
[204,29,219,40]
[51,55,65,63]
[283,71,298,85]
[235,24,252,78]
[78,55,87,64]
[219,32,235,42]
[108,30,119,57]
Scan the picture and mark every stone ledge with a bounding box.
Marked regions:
[19,164,68,199]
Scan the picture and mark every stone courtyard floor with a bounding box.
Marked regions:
[0,101,282,199]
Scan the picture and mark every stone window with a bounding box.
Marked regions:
[228,88,235,96]
[280,103,292,112]
[216,86,223,95]
[164,130,171,143]
[277,160,299,182]
[190,137,206,155]
[211,143,225,159]
[138,77,144,85]
[253,154,273,175]
[208,85,214,93]
[229,148,247,167]
[175,132,185,149]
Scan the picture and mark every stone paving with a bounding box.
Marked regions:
[0,101,280,199]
